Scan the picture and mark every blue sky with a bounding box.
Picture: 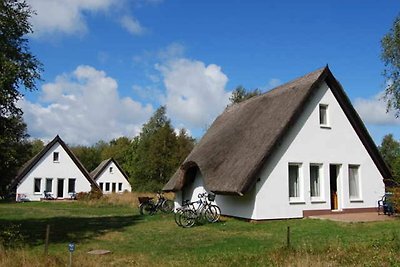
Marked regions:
[21,0,400,145]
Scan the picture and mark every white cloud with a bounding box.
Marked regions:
[120,15,145,35]
[156,58,231,131]
[354,92,400,126]
[19,65,153,145]
[28,0,118,37]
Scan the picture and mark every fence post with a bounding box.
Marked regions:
[44,224,50,255]
[286,226,290,248]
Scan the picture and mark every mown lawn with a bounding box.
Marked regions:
[1,197,400,266]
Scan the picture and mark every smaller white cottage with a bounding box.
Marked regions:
[91,158,132,194]
[10,135,100,201]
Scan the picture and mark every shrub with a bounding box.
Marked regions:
[0,224,24,249]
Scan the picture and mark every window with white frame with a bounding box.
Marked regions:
[349,165,360,199]
[319,104,329,127]
[105,182,110,191]
[99,182,104,191]
[289,163,302,199]
[45,178,52,192]
[34,178,41,193]
[118,183,122,191]
[68,178,76,193]
[109,167,113,173]
[310,164,322,199]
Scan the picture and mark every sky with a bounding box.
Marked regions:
[19,0,400,145]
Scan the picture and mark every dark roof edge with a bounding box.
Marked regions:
[10,135,100,190]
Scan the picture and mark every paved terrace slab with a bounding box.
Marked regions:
[309,212,397,223]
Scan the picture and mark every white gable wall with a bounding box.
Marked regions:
[96,161,132,193]
[253,82,385,220]
[16,143,92,201]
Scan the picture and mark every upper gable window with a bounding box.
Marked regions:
[109,167,113,173]
[53,152,59,162]
[319,104,329,127]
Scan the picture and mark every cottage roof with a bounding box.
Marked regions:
[90,158,130,183]
[163,66,391,195]
[9,135,100,190]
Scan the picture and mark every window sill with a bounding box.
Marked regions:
[34,192,41,195]
[350,199,363,203]
[53,161,59,163]
[320,125,331,129]
[289,199,305,204]
[310,198,326,203]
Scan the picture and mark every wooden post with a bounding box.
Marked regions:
[286,226,290,248]
[44,224,50,255]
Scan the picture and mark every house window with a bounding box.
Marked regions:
[109,167,113,173]
[105,182,110,191]
[45,178,53,192]
[53,152,59,162]
[34,178,41,193]
[118,183,122,191]
[319,104,329,127]
[99,183,104,191]
[68,178,76,193]
[310,164,322,198]
[289,163,302,199]
[349,165,360,200]
[112,183,116,192]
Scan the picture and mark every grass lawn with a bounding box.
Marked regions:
[1,196,400,266]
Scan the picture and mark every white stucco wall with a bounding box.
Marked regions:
[174,82,385,220]
[16,142,92,201]
[253,82,385,219]
[174,170,257,218]
[96,161,132,193]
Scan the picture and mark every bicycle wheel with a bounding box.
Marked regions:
[140,202,155,216]
[207,205,221,223]
[174,208,184,226]
[179,209,196,228]
[161,199,174,213]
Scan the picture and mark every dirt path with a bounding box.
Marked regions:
[309,212,397,222]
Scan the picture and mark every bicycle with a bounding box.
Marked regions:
[175,193,221,228]
[139,192,174,215]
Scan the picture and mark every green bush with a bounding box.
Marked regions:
[0,224,24,249]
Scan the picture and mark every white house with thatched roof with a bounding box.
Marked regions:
[163,66,390,220]
[91,158,132,194]
[11,135,100,201]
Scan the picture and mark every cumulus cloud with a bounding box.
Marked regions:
[28,0,119,37]
[156,58,231,131]
[120,15,145,35]
[19,65,153,145]
[354,92,400,126]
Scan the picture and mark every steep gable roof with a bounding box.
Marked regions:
[90,158,130,183]
[9,135,100,190]
[163,66,391,195]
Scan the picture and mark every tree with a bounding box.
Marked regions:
[229,86,261,105]
[379,134,400,183]
[381,15,400,117]
[0,1,42,196]
[127,106,195,191]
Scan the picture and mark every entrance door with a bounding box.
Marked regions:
[329,165,340,210]
[57,179,64,198]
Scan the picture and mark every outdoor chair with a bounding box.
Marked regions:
[44,191,55,200]
[377,193,394,216]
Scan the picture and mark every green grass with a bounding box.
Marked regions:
[1,199,400,266]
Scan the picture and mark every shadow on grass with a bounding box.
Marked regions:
[0,214,142,246]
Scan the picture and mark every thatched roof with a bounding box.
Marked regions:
[163,66,391,195]
[90,158,130,183]
[9,135,100,190]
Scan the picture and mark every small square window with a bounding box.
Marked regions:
[319,104,329,127]
[53,152,59,162]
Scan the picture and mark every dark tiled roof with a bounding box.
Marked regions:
[9,135,100,190]
[163,66,391,195]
